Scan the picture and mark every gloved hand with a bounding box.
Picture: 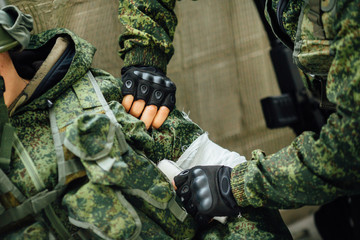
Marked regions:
[173,165,241,226]
[121,66,176,130]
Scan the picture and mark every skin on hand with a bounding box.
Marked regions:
[129,99,145,118]
[140,105,157,130]
[172,179,178,190]
[152,106,170,129]
[121,95,134,112]
[121,96,170,130]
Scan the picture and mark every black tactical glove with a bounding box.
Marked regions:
[173,165,241,226]
[121,66,176,111]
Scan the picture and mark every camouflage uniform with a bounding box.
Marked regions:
[118,0,360,238]
[1,28,203,239]
[1,27,290,239]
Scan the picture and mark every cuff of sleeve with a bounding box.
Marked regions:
[230,161,251,207]
[122,46,168,74]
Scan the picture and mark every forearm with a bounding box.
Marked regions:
[118,0,178,74]
[231,116,360,209]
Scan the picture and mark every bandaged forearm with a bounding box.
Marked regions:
[158,133,246,180]
[176,133,246,169]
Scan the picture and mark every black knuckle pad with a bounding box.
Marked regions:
[121,71,138,96]
[163,93,176,111]
[147,89,164,107]
[136,83,151,101]
[162,78,176,110]
[192,168,213,213]
[122,67,176,109]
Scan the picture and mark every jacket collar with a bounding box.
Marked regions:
[13,28,96,115]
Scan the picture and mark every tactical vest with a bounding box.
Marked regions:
[266,0,337,110]
[293,0,336,77]
[0,71,195,239]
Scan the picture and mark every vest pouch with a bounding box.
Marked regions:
[62,182,141,239]
[115,141,197,239]
[293,2,335,77]
[294,39,333,76]
[64,113,128,186]
[64,112,196,239]
[125,194,196,240]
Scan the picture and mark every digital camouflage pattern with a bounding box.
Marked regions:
[231,0,360,210]
[3,27,204,239]
[2,27,291,239]
[118,0,360,238]
[118,0,178,74]
[272,0,304,41]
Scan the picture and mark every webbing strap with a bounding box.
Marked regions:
[49,106,67,188]
[0,168,26,202]
[60,158,85,176]
[0,77,14,171]
[123,188,188,222]
[307,0,326,39]
[43,204,70,240]
[87,71,128,155]
[13,134,45,191]
[12,132,70,239]
[0,123,14,171]
[0,189,58,228]
[168,197,188,222]
[116,191,142,240]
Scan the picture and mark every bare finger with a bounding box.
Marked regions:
[152,106,170,129]
[140,105,158,130]
[121,95,134,112]
[129,99,146,118]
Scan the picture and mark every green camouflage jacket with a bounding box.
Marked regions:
[118,0,360,209]
[118,0,177,74]
[1,27,204,239]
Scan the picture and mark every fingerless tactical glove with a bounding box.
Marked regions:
[121,66,176,111]
[174,165,241,226]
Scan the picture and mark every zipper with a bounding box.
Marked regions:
[276,0,290,36]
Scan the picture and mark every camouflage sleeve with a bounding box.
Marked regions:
[231,0,360,209]
[118,0,178,74]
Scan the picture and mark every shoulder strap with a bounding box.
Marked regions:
[0,168,26,203]
[0,77,15,172]
[86,71,128,155]
[48,70,128,189]
[0,134,70,239]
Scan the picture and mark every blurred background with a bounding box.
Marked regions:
[9,0,321,239]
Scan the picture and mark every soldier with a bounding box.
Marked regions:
[0,3,291,240]
[118,0,360,238]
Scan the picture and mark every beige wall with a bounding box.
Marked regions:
[170,0,295,157]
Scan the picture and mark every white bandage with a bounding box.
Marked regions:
[176,133,246,169]
[157,133,246,180]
